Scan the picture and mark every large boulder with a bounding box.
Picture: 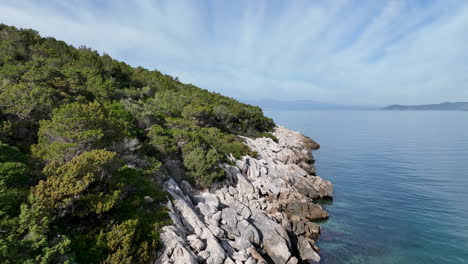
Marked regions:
[251,212,292,264]
[273,125,320,151]
[297,236,320,263]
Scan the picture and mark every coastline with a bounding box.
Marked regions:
[157,125,333,264]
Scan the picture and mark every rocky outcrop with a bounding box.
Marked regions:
[155,126,333,264]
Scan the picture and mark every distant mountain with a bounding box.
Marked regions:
[383,102,468,111]
[239,99,374,110]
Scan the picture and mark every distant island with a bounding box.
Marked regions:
[240,99,375,110]
[383,102,468,111]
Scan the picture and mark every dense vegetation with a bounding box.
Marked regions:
[0,24,274,263]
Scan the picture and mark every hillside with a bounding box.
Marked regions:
[0,24,276,263]
[383,102,468,111]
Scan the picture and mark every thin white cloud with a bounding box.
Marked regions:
[1,0,467,106]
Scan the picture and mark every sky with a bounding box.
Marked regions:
[1,0,468,106]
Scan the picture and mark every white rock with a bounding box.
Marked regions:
[172,246,198,264]
[297,236,320,263]
[251,212,292,264]
[156,125,332,264]
[143,196,153,203]
[187,235,205,253]
[245,257,257,264]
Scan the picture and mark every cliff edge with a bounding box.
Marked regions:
[156,126,333,264]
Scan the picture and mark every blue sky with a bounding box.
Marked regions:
[1,0,468,106]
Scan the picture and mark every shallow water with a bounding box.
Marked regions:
[265,110,468,264]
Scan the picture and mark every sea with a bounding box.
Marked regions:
[265,110,468,264]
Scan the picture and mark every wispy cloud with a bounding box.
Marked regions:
[1,0,468,106]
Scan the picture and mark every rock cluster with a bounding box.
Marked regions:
[155,126,333,264]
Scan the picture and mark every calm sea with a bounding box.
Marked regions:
[265,110,468,264]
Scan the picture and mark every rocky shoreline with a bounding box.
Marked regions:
[156,126,333,264]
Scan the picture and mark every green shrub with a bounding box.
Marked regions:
[182,144,225,188]
[32,149,123,216]
[69,166,169,264]
[32,101,139,162]
[259,132,279,143]
[147,125,178,157]
[0,142,29,216]
[0,141,27,163]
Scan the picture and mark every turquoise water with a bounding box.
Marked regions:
[265,110,468,264]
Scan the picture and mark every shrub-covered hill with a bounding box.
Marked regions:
[0,24,275,263]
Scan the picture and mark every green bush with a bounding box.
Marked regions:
[0,142,29,216]
[147,125,178,157]
[32,101,139,162]
[259,132,279,143]
[0,83,59,120]
[182,144,225,188]
[0,141,27,163]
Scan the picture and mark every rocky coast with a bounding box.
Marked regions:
[156,126,333,264]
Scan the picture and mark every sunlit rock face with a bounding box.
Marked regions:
[156,126,333,264]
